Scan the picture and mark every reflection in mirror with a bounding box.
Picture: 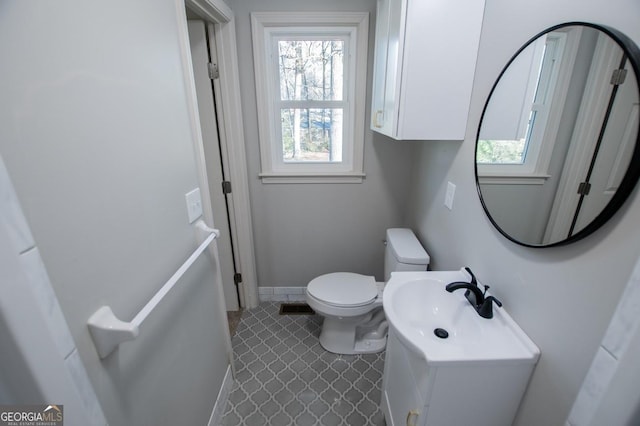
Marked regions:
[476,23,640,247]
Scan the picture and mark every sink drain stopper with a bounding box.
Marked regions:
[434,328,449,339]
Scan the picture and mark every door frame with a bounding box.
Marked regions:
[187,20,240,311]
[176,0,259,309]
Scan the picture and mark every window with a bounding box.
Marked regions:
[251,12,369,183]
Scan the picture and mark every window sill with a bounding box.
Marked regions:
[259,172,366,184]
[478,173,551,185]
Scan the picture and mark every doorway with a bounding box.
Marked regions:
[187,20,241,311]
[181,0,259,310]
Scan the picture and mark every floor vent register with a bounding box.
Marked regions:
[279,303,315,315]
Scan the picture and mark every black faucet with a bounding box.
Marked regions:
[445,267,502,319]
[445,281,485,306]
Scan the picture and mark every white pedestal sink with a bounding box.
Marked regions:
[381,269,540,426]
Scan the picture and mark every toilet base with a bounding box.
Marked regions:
[318,308,388,355]
[352,336,387,354]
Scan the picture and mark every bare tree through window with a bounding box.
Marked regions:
[278,39,344,162]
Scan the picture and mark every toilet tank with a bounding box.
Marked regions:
[384,228,430,281]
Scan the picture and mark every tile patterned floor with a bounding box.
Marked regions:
[221,302,386,425]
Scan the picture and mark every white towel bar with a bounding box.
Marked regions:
[88,220,220,359]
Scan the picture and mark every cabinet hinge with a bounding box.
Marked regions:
[610,68,627,85]
[208,62,219,80]
[233,273,242,286]
[577,182,592,195]
[222,181,232,195]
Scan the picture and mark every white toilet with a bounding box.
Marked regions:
[306,228,430,354]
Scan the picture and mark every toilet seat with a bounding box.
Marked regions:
[307,272,378,307]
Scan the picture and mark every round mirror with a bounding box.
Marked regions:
[476,22,640,247]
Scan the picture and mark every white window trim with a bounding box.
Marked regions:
[478,27,583,186]
[251,12,368,183]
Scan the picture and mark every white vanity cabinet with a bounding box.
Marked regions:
[370,0,485,140]
[382,329,431,426]
[382,328,537,426]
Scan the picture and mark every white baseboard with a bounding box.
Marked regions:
[258,286,306,302]
[208,364,234,426]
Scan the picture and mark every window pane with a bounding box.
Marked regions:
[478,110,537,165]
[477,139,527,164]
[278,40,344,101]
[281,108,343,162]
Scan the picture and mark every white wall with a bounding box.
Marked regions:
[228,0,415,286]
[0,1,230,424]
[568,254,640,425]
[406,0,640,425]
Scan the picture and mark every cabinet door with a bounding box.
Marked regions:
[371,0,390,133]
[371,0,405,137]
[382,330,425,426]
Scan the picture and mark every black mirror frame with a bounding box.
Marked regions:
[475,22,640,248]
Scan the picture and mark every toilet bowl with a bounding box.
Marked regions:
[306,272,387,354]
[306,228,429,355]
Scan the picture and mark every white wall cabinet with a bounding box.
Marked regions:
[370,0,485,140]
[381,329,536,426]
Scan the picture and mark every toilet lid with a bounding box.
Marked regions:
[307,273,378,307]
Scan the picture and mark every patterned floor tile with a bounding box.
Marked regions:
[220,302,386,425]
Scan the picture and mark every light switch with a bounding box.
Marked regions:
[445,181,456,210]
[185,188,202,223]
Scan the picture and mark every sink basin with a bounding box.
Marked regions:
[383,269,540,365]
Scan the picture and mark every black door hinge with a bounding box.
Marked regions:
[577,182,592,195]
[611,68,627,85]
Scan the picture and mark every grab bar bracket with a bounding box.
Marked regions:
[88,306,139,359]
